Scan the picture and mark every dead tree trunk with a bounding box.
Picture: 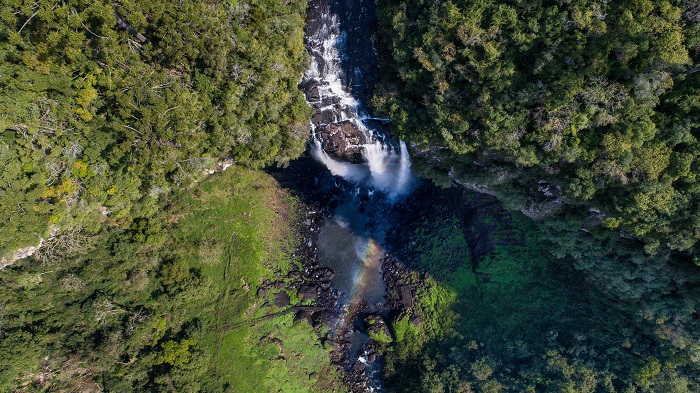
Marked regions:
[114,14,150,44]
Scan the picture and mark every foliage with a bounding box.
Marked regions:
[0,0,311,257]
[381,195,700,392]
[0,168,340,392]
[374,0,700,256]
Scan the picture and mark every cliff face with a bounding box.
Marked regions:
[1,240,43,270]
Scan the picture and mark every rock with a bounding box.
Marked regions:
[298,284,318,300]
[316,120,367,162]
[410,314,423,326]
[256,287,267,297]
[321,96,341,106]
[311,267,334,282]
[306,84,320,102]
[1,239,44,270]
[288,270,301,279]
[352,361,366,372]
[364,314,393,344]
[314,110,340,125]
[294,310,313,324]
[311,310,333,327]
[274,281,286,289]
[273,291,290,308]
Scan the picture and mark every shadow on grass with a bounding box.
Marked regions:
[379,183,645,392]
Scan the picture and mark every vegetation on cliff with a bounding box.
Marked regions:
[382,188,700,392]
[1,0,310,258]
[374,0,700,255]
[374,0,700,391]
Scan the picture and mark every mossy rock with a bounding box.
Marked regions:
[365,314,393,344]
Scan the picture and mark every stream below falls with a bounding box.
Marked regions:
[299,0,415,390]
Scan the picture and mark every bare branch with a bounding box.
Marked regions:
[18,11,39,34]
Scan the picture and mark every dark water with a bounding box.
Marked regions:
[299,0,417,389]
[329,0,380,104]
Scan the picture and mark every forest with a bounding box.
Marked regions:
[2,0,700,392]
[372,0,700,391]
[1,0,310,258]
[374,0,700,255]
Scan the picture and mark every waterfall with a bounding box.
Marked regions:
[302,1,413,199]
[302,1,414,390]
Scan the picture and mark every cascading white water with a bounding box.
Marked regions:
[303,4,413,199]
[304,3,413,389]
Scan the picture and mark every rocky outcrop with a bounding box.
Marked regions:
[316,121,367,163]
[519,181,565,220]
[0,239,43,270]
[204,158,234,175]
[365,314,392,344]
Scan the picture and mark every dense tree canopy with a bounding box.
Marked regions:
[0,0,311,257]
[373,1,700,391]
[374,0,700,255]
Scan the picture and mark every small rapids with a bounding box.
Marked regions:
[300,0,417,391]
[300,0,415,392]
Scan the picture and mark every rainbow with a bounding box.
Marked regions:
[343,238,384,325]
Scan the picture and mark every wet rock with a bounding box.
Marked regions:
[314,110,340,125]
[311,267,334,282]
[352,361,366,372]
[364,314,393,344]
[256,287,267,297]
[298,284,318,300]
[306,84,320,102]
[321,96,341,106]
[316,120,367,162]
[273,291,290,308]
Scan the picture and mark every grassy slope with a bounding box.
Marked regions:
[382,201,641,391]
[165,167,342,392]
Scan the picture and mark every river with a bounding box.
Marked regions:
[299,0,415,390]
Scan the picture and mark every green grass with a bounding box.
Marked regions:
[383,205,641,390]
[164,166,342,392]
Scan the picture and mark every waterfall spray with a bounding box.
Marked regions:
[301,1,415,390]
[302,2,414,199]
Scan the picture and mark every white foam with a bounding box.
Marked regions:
[304,7,414,200]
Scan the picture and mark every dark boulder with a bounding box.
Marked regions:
[311,267,334,282]
[273,291,290,308]
[298,284,318,300]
